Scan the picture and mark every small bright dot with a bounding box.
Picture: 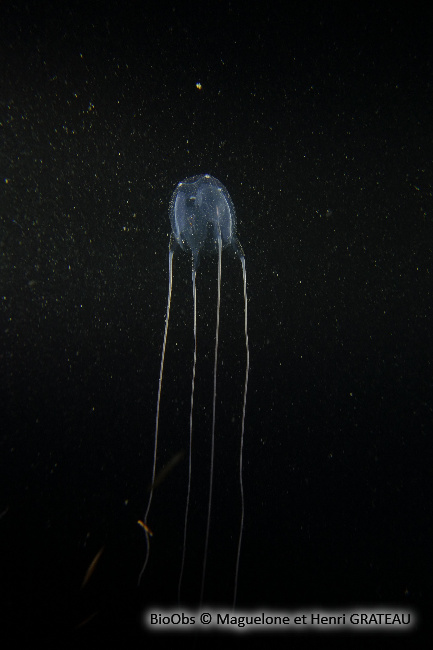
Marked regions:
[196,82,202,90]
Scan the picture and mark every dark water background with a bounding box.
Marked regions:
[1,1,431,646]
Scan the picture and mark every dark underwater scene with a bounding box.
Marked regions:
[1,1,431,647]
